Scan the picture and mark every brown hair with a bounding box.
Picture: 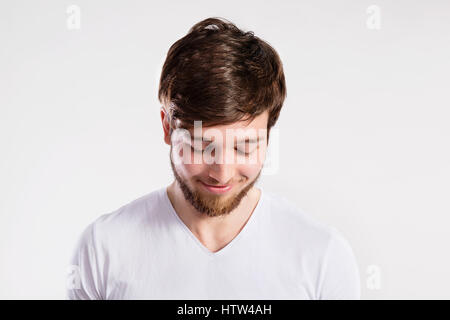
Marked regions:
[158,17,286,141]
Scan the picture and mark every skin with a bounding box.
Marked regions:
[160,107,269,253]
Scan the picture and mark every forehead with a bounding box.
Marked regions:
[186,111,269,140]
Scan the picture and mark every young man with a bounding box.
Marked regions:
[67,17,360,300]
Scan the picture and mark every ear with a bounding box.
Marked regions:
[160,107,172,146]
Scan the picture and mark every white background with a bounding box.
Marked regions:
[1,0,449,299]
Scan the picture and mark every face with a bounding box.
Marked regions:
[166,111,269,217]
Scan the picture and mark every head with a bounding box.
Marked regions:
[158,17,286,217]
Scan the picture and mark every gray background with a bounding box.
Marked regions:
[1,0,449,299]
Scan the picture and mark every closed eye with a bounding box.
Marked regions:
[234,147,251,156]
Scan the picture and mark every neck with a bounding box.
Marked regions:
[166,180,261,251]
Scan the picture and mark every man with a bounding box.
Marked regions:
[67,17,360,299]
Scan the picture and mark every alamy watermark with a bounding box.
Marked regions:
[66,5,81,30]
[366,5,381,30]
[366,264,382,290]
[170,123,267,166]
[66,264,81,290]
[170,121,280,175]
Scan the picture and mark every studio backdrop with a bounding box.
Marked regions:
[1,0,449,299]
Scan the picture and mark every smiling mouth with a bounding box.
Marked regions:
[199,181,233,194]
[203,183,229,187]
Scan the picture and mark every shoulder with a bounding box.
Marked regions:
[261,190,360,299]
[81,187,167,246]
[262,189,359,271]
[317,226,361,299]
[262,190,336,246]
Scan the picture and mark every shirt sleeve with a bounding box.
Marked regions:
[66,222,104,300]
[317,227,361,300]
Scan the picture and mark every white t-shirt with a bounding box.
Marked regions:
[67,186,360,300]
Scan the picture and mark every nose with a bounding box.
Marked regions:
[203,145,237,185]
[207,163,235,185]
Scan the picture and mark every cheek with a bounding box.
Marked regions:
[237,163,263,179]
[182,163,205,178]
[238,146,267,178]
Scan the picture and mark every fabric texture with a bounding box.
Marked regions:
[67,186,360,300]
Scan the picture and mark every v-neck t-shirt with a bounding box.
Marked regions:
[67,186,360,299]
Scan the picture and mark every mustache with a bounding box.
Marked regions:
[199,178,245,186]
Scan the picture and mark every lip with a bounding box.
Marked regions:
[199,181,233,194]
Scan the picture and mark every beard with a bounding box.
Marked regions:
[169,145,262,217]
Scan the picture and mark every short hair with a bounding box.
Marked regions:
[158,17,287,140]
